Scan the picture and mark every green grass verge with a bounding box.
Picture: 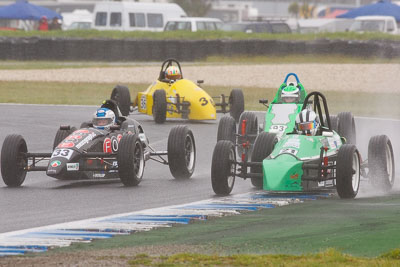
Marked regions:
[0,81,399,118]
[124,249,400,266]
[2,29,400,41]
[54,195,400,259]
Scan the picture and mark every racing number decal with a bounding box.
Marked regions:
[199,97,208,106]
[270,125,287,132]
[51,149,73,160]
[140,95,147,110]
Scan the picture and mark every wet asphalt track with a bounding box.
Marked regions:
[0,104,399,234]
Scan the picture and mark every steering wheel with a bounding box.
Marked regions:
[159,58,183,81]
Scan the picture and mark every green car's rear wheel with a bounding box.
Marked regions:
[336,144,360,199]
[211,140,236,195]
[250,132,278,188]
[337,112,356,144]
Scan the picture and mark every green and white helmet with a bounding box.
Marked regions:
[281,84,300,103]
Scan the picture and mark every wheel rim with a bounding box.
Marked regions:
[385,142,394,185]
[352,151,360,192]
[184,134,195,171]
[133,141,144,178]
[227,148,235,188]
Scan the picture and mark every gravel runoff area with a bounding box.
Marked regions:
[0,64,399,92]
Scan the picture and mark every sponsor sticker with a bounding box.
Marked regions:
[76,129,89,134]
[51,149,73,160]
[66,163,79,171]
[76,132,96,149]
[93,172,106,178]
[103,137,112,153]
[58,142,74,148]
[51,160,61,168]
[283,139,300,149]
[65,135,82,140]
[279,148,298,156]
[269,124,287,133]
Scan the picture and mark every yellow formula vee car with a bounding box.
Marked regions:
[110,59,244,123]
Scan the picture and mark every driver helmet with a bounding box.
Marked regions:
[281,84,300,103]
[92,108,116,130]
[165,66,181,80]
[295,109,320,136]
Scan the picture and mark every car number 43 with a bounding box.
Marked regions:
[51,149,73,160]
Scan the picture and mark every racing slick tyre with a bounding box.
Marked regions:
[250,132,278,188]
[336,144,360,199]
[237,111,258,159]
[229,89,244,123]
[368,135,395,192]
[1,134,28,187]
[211,140,236,195]
[153,90,167,124]
[111,85,131,116]
[117,134,145,186]
[168,125,196,179]
[217,116,236,144]
[337,112,356,144]
[330,115,338,132]
[52,126,77,150]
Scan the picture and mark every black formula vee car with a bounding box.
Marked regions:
[1,100,196,187]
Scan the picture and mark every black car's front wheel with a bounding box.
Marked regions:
[117,134,145,186]
[217,116,236,144]
[168,125,196,179]
[211,140,236,195]
[1,134,28,187]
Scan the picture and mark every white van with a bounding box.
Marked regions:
[164,17,223,32]
[92,2,186,31]
[349,16,399,34]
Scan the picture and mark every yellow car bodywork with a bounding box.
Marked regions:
[136,79,217,121]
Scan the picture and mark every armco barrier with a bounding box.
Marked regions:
[0,37,399,61]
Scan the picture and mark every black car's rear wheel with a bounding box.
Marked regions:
[111,85,131,116]
[368,135,395,192]
[250,132,278,188]
[1,134,28,187]
[229,89,244,123]
[117,134,144,186]
[211,140,236,195]
[336,144,360,199]
[153,90,167,124]
[168,125,196,179]
[217,116,236,144]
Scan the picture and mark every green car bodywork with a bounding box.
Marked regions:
[263,132,343,191]
[263,73,307,138]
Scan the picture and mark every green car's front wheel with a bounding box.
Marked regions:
[336,144,360,199]
[211,140,236,195]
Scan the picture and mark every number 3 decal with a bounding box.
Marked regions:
[199,97,208,106]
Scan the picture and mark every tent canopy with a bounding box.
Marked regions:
[0,0,62,21]
[338,0,400,22]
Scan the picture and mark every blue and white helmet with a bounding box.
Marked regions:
[92,108,116,130]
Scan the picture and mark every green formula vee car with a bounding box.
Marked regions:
[211,91,395,199]
[216,73,356,158]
